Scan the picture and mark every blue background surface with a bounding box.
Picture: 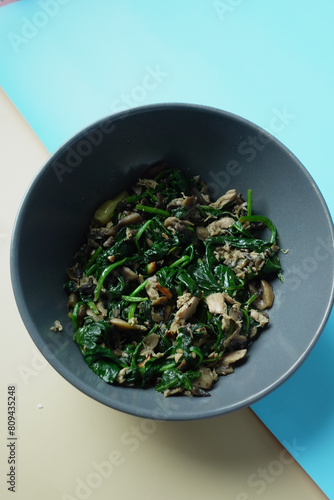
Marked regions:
[1,0,333,496]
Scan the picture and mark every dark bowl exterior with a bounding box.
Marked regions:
[10,104,334,420]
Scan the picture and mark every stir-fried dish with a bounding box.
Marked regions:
[64,163,282,397]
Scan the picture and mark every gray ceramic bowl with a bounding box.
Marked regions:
[11,104,334,420]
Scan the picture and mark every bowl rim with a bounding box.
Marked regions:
[10,102,334,420]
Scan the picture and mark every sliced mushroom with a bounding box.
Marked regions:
[196,226,209,241]
[68,292,79,309]
[193,367,218,390]
[103,235,115,248]
[191,386,211,397]
[110,318,147,331]
[116,367,129,384]
[96,301,108,316]
[221,349,247,366]
[164,216,181,230]
[164,386,185,397]
[222,292,241,306]
[117,212,143,229]
[167,196,196,209]
[255,280,275,309]
[228,303,242,323]
[209,189,237,209]
[222,314,242,348]
[140,333,160,356]
[122,266,139,281]
[191,186,210,205]
[249,309,269,328]
[137,178,158,189]
[215,349,247,375]
[206,217,235,236]
[164,216,194,238]
[50,320,63,332]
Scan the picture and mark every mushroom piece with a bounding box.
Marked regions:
[167,196,197,209]
[196,226,209,241]
[116,367,129,384]
[191,386,211,397]
[137,178,158,189]
[50,320,63,332]
[249,309,269,328]
[163,216,187,231]
[221,349,247,366]
[206,217,236,236]
[163,216,194,238]
[215,349,247,375]
[191,186,211,205]
[209,189,237,209]
[117,212,143,229]
[163,386,185,397]
[255,280,275,310]
[140,333,160,356]
[110,318,147,331]
[122,266,139,281]
[193,367,218,390]
[68,292,79,308]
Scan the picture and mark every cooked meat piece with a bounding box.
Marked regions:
[206,293,227,315]
[169,293,200,333]
[145,276,160,302]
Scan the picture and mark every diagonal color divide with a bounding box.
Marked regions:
[0,0,20,7]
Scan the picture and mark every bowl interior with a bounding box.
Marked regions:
[11,104,334,420]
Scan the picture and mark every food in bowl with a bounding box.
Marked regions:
[63,163,282,397]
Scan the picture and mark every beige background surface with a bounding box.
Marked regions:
[0,87,327,500]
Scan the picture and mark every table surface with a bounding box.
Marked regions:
[0,88,328,500]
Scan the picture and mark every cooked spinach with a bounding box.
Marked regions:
[63,164,282,397]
